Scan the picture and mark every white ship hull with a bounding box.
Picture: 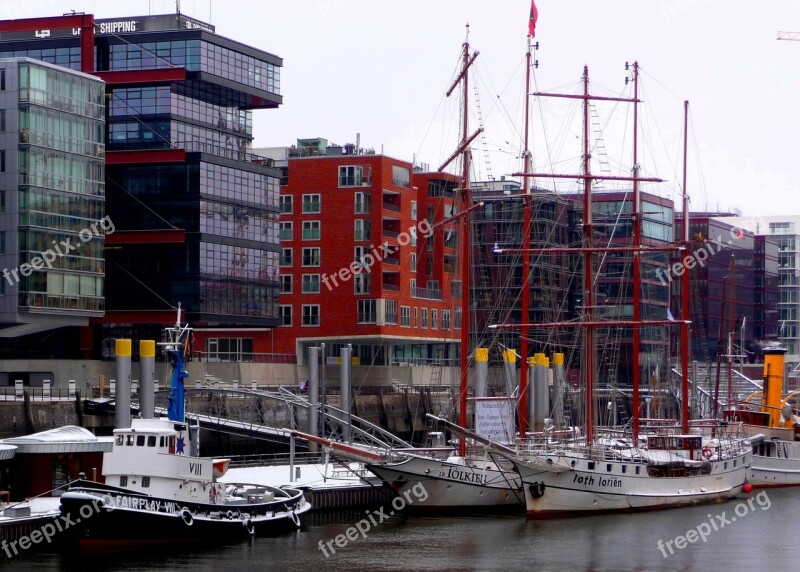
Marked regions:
[510,449,751,517]
[366,455,523,509]
[750,440,800,487]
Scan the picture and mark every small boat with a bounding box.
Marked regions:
[59,308,310,544]
[727,344,800,487]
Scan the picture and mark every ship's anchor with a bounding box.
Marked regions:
[529,482,545,499]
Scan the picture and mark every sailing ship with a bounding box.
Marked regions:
[727,345,800,487]
[365,31,527,511]
[59,308,311,543]
[497,65,753,517]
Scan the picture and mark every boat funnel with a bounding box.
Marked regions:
[762,345,787,428]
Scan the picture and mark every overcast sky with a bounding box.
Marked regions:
[14,0,800,217]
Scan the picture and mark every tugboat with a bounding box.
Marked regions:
[59,308,310,543]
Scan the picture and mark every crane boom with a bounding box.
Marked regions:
[778,31,800,41]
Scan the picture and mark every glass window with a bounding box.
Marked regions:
[400,306,411,327]
[339,165,364,187]
[354,272,370,295]
[280,195,292,213]
[302,194,320,213]
[303,220,320,240]
[280,248,292,267]
[280,274,292,293]
[302,247,320,267]
[302,274,320,293]
[279,221,292,240]
[279,304,292,326]
[358,299,377,323]
[355,192,370,214]
[354,219,370,241]
[302,304,319,326]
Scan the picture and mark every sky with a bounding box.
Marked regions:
[9,0,800,217]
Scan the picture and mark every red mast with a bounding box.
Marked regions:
[680,100,690,433]
[519,38,533,437]
[631,61,642,442]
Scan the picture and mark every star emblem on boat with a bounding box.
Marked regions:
[176,435,185,455]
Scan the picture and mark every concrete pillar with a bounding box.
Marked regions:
[139,340,155,419]
[475,348,489,398]
[115,339,132,429]
[529,353,549,432]
[526,357,536,430]
[308,346,320,452]
[552,353,565,427]
[340,345,352,443]
[502,349,517,397]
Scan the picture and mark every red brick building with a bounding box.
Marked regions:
[271,141,463,366]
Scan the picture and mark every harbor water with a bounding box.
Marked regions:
[10,488,799,571]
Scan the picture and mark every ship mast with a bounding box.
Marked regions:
[681,100,690,433]
[519,37,534,436]
[581,66,596,443]
[631,61,642,442]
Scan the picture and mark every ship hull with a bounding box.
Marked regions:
[510,452,751,518]
[59,481,309,545]
[366,455,523,510]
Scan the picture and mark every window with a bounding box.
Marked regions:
[0,109,5,131]
[454,307,462,329]
[392,165,410,187]
[0,191,5,213]
[411,200,417,220]
[147,436,157,447]
[410,253,417,273]
[355,192,371,213]
[354,272,370,294]
[279,221,292,240]
[410,226,417,247]
[442,309,451,330]
[355,219,371,241]
[421,308,428,328]
[302,247,320,267]
[0,150,4,173]
[280,274,292,293]
[431,309,438,329]
[0,232,5,254]
[303,220,320,240]
[279,305,292,326]
[302,304,320,326]
[410,278,417,297]
[126,435,134,446]
[120,475,128,487]
[280,248,292,267]
[355,246,370,266]
[302,193,321,213]
[400,306,411,327]
[413,307,418,327]
[386,300,398,324]
[339,165,364,187]
[142,476,151,488]
[136,435,145,446]
[302,274,320,293]
[280,195,292,213]
[358,299,377,323]
[206,338,253,361]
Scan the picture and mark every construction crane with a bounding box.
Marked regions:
[778,31,800,41]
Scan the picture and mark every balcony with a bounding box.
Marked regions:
[412,287,443,301]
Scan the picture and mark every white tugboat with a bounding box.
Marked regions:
[60,308,310,543]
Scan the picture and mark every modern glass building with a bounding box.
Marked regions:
[0,58,105,337]
[0,13,283,356]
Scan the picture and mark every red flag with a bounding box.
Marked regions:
[529,0,538,37]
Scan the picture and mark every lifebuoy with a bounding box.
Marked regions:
[702,446,713,460]
[289,510,301,527]
[180,507,194,526]
[529,482,545,499]
[226,510,236,520]
[243,518,255,535]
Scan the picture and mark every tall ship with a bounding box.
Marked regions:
[59,308,311,543]
[497,64,754,517]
